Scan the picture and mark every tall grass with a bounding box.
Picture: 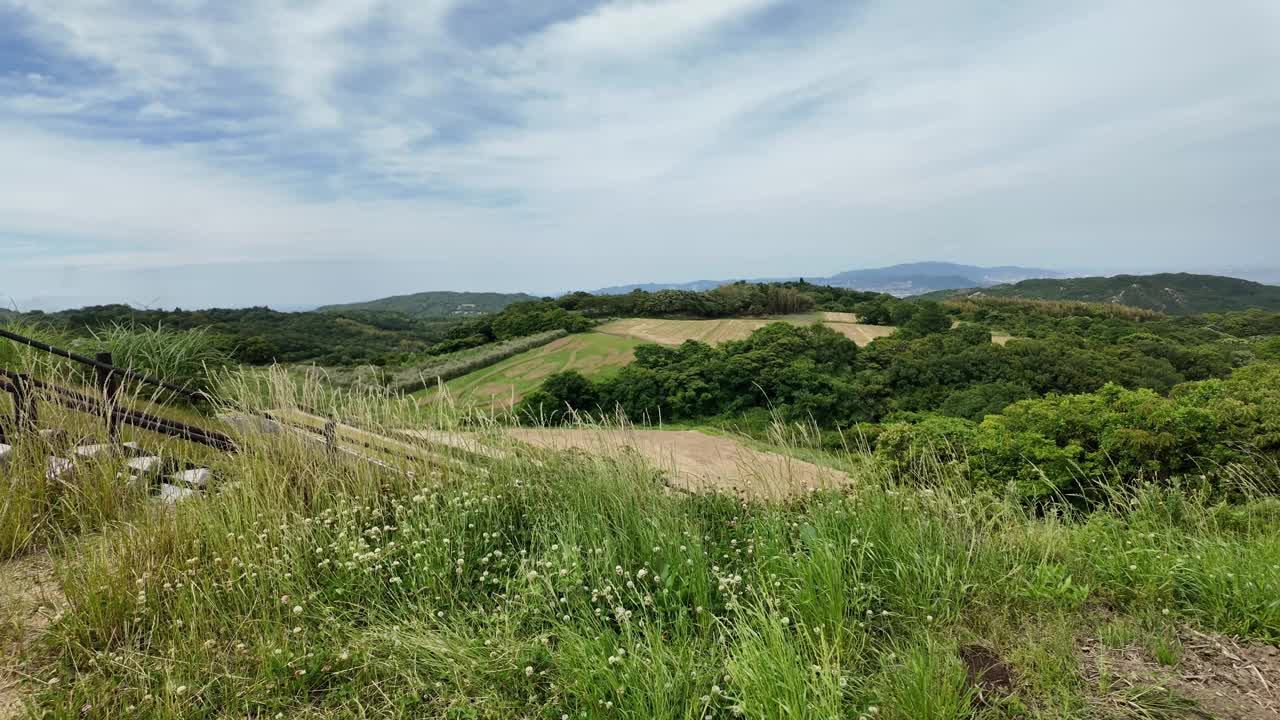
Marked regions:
[71,323,230,399]
[5,369,1278,718]
[0,322,231,559]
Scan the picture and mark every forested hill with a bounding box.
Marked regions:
[926,273,1280,314]
[317,291,537,318]
[12,304,459,366]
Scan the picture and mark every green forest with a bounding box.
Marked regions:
[928,272,1280,314]
[518,297,1280,506]
[17,304,458,366]
[316,290,537,317]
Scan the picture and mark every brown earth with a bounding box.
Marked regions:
[822,322,897,346]
[0,552,61,719]
[597,315,897,348]
[1080,629,1280,719]
[506,427,849,500]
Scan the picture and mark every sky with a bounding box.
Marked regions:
[2,1,1279,310]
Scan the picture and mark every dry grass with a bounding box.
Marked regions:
[507,427,850,500]
[597,315,898,347]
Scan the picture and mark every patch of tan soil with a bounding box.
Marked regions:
[1081,629,1280,719]
[823,322,897,346]
[596,318,794,346]
[0,551,62,719]
[597,316,897,348]
[507,428,849,500]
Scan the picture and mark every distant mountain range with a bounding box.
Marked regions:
[317,291,537,318]
[592,262,1065,297]
[924,273,1280,314]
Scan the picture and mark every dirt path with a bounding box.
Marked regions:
[507,427,848,500]
[0,551,61,719]
[1081,629,1280,719]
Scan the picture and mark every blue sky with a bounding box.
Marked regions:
[2,0,1279,309]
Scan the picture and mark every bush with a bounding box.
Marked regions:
[72,323,230,396]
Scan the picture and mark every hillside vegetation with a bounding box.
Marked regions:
[317,290,537,318]
[15,304,458,366]
[2,371,1278,719]
[930,273,1280,314]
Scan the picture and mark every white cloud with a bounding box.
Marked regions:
[2,0,1279,306]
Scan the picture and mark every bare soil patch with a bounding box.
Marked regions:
[598,316,896,348]
[1081,629,1280,719]
[961,643,1016,703]
[823,322,897,346]
[1,551,62,719]
[507,428,849,500]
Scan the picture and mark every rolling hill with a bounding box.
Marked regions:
[592,262,1062,297]
[927,273,1280,314]
[317,291,537,318]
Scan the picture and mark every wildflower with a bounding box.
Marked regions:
[175,685,188,695]
[293,605,303,614]
[525,666,534,677]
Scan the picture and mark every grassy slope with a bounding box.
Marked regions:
[926,273,1280,314]
[317,291,538,318]
[428,332,643,406]
[7,380,1277,719]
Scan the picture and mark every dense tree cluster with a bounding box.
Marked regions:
[517,302,1280,505]
[23,305,456,366]
[553,282,904,320]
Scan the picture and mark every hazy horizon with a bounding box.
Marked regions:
[8,259,1280,313]
[4,1,1280,309]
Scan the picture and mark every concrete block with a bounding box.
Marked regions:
[170,468,210,487]
[46,456,74,480]
[127,456,163,474]
[156,483,196,503]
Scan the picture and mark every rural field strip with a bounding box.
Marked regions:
[595,315,897,347]
[507,427,849,501]
[269,409,844,500]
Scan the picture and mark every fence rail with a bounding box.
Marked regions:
[0,327,233,451]
[0,326,208,401]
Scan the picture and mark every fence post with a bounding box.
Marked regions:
[323,418,337,455]
[95,351,121,442]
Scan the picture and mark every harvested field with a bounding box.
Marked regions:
[507,427,849,500]
[822,321,897,345]
[597,314,896,347]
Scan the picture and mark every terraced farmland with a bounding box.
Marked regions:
[426,332,642,407]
